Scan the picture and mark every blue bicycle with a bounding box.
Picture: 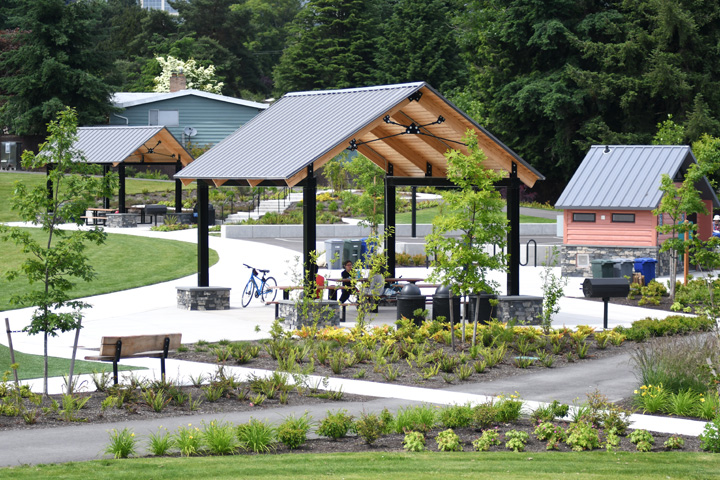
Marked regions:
[241,264,277,307]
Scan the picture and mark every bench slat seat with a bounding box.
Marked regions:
[84,333,181,385]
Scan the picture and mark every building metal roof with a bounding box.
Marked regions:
[74,126,193,166]
[175,82,544,188]
[555,145,720,210]
[111,90,269,110]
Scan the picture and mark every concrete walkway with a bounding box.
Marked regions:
[0,221,710,466]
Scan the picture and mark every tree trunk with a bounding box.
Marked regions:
[473,294,481,347]
[449,299,455,351]
[43,331,49,397]
[669,250,677,301]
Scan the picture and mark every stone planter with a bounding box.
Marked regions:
[176,286,231,310]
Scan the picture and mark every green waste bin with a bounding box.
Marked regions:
[591,259,616,278]
[342,239,362,264]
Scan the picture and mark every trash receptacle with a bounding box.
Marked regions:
[324,239,344,269]
[466,292,497,325]
[612,258,634,278]
[343,239,362,264]
[207,203,215,226]
[591,259,616,278]
[634,258,657,284]
[432,285,461,323]
[396,283,426,325]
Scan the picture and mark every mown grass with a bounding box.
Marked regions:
[0,172,195,222]
[395,206,556,224]
[0,451,716,479]
[0,228,218,311]
[0,344,137,380]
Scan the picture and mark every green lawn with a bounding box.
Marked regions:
[1,451,716,479]
[0,344,137,380]
[395,206,556,224]
[0,228,219,311]
[0,172,195,222]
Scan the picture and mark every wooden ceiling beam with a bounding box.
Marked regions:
[367,125,446,177]
[391,111,454,158]
[356,144,412,177]
[418,88,539,187]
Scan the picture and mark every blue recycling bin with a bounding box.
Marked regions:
[634,258,657,284]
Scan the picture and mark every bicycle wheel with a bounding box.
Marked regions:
[241,281,255,307]
[261,276,278,303]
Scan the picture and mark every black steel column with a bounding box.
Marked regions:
[175,159,183,213]
[197,181,209,287]
[411,186,417,238]
[303,165,317,288]
[118,163,126,213]
[102,164,110,209]
[385,166,396,278]
[507,162,520,296]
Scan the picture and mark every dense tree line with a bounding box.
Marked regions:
[2,0,720,201]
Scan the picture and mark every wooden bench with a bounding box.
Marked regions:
[84,333,182,385]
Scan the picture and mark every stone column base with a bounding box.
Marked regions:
[496,296,543,325]
[277,299,341,329]
[106,213,137,228]
[176,286,231,310]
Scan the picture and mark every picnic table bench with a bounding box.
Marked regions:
[81,208,114,226]
[84,333,182,385]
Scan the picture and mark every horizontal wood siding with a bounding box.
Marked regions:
[110,96,264,147]
[564,209,657,246]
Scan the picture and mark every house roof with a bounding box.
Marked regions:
[555,145,720,210]
[175,82,544,188]
[111,89,269,110]
[74,126,193,166]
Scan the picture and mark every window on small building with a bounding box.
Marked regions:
[148,109,179,127]
[612,213,635,223]
[573,213,596,222]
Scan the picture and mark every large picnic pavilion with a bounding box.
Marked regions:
[175,82,544,296]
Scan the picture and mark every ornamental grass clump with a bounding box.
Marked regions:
[203,420,240,455]
[437,403,474,429]
[174,423,203,457]
[105,428,137,459]
[148,427,172,456]
[237,418,276,453]
[393,405,437,434]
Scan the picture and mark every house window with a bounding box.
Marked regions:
[573,213,596,222]
[612,213,635,223]
[149,109,179,127]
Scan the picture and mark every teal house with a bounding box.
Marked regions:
[110,88,268,148]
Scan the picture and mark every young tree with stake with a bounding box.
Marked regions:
[0,107,115,396]
[426,131,507,348]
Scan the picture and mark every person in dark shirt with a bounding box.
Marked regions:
[339,260,353,303]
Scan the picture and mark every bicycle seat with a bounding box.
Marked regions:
[257,269,270,274]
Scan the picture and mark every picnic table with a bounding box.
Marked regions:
[81,208,114,226]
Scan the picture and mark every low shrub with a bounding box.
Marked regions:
[317,409,354,440]
[277,414,312,450]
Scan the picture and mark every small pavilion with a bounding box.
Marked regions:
[175,82,544,300]
[57,126,193,213]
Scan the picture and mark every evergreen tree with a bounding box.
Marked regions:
[375,0,467,94]
[457,0,720,201]
[0,0,115,135]
[273,0,381,93]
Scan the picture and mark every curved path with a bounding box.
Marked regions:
[0,222,709,466]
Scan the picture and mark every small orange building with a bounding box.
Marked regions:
[555,145,719,276]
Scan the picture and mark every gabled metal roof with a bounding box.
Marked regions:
[555,145,720,210]
[74,126,193,166]
[112,89,269,110]
[176,82,544,188]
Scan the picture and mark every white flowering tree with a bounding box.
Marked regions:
[153,56,223,93]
